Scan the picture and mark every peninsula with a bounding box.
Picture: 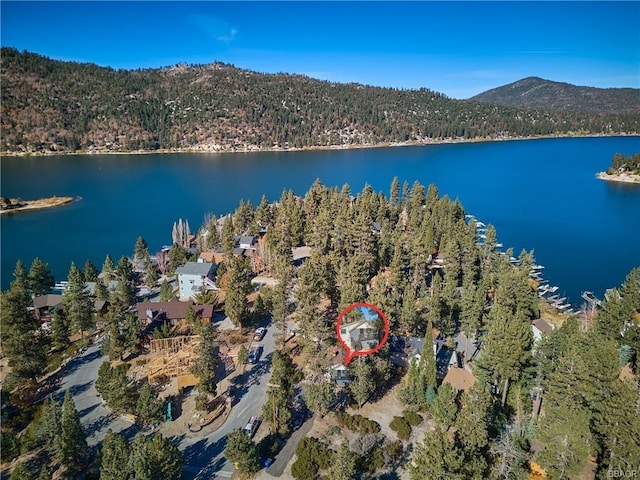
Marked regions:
[0,196,76,215]
[596,152,640,184]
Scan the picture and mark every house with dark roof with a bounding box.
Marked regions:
[531,318,554,344]
[33,294,63,322]
[175,261,217,300]
[136,301,215,333]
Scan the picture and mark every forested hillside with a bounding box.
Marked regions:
[2,48,639,154]
[472,76,640,114]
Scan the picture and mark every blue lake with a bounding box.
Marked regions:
[2,136,639,305]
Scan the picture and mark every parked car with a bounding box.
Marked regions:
[253,327,267,341]
[248,345,262,364]
[244,415,261,438]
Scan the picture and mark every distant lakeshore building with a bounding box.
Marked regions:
[339,319,380,351]
[175,261,217,300]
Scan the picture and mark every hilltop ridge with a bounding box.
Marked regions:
[1,48,639,155]
[471,76,640,114]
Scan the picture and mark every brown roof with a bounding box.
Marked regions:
[33,294,63,309]
[136,301,215,322]
[532,318,553,335]
[442,366,477,392]
[199,251,223,264]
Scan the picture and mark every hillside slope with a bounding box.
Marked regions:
[1,49,638,154]
[471,76,640,114]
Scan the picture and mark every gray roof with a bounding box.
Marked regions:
[175,261,214,277]
[239,235,256,246]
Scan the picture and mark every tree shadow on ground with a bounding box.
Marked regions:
[60,349,101,376]
[228,352,273,406]
[77,403,99,419]
[180,436,228,478]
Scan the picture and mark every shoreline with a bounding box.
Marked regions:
[1,133,636,158]
[595,171,640,185]
[0,196,77,216]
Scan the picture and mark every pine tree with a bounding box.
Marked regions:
[135,383,164,425]
[349,356,376,408]
[455,382,492,453]
[224,428,261,474]
[59,390,89,471]
[29,257,54,294]
[84,259,100,282]
[481,281,533,406]
[431,382,459,429]
[134,236,149,265]
[190,322,219,394]
[0,286,48,382]
[224,256,251,330]
[143,259,158,287]
[32,396,62,453]
[418,324,437,392]
[51,309,70,351]
[99,430,132,480]
[409,426,465,479]
[159,279,175,301]
[11,260,29,292]
[130,433,183,480]
[390,176,400,206]
[594,378,640,476]
[102,254,116,283]
[221,215,236,256]
[327,439,359,480]
[62,262,94,338]
[535,400,592,480]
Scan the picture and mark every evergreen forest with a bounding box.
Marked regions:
[1,178,639,479]
[2,47,639,154]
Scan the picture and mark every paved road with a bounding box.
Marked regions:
[57,322,277,479]
[180,323,277,479]
[55,336,139,447]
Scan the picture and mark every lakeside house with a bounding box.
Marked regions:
[175,261,217,300]
[339,319,380,351]
[32,294,63,322]
[531,318,554,345]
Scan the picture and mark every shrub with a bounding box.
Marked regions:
[291,437,332,480]
[403,410,423,426]
[389,416,412,441]
[384,439,404,464]
[0,430,20,462]
[194,394,209,412]
[335,412,380,434]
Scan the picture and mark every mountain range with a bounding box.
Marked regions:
[1,48,638,154]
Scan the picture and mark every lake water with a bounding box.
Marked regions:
[2,136,639,306]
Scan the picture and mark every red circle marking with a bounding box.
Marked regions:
[335,302,389,366]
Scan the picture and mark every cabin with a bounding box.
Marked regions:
[32,294,63,322]
[339,320,380,351]
[136,301,215,333]
[175,261,217,300]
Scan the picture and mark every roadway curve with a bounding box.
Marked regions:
[58,325,277,479]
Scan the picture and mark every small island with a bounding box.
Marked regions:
[0,196,76,215]
[596,152,640,184]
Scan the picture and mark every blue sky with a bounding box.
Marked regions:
[1,1,638,98]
